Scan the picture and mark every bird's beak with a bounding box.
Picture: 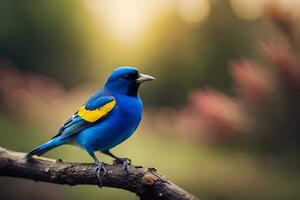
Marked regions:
[136,73,155,83]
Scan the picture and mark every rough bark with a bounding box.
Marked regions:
[0,147,199,200]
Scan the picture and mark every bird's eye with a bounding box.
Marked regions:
[123,74,133,80]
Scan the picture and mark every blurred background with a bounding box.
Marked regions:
[0,0,300,199]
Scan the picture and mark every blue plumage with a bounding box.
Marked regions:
[75,89,142,152]
[26,67,155,171]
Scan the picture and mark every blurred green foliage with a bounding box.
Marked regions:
[0,0,94,86]
[0,0,272,106]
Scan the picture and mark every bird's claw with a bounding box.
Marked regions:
[95,162,107,187]
[113,158,131,173]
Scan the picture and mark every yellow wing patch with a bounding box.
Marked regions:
[78,99,116,123]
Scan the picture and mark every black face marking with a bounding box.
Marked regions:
[123,72,140,96]
[122,71,139,81]
[105,68,141,96]
[123,74,134,80]
[123,74,131,80]
[126,83,139,96]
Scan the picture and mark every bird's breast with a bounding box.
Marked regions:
[75,95,143,151]
[116,95,143,123]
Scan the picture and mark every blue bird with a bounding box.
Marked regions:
[26,66,155,182]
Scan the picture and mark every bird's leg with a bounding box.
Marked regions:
[95,162,107,186]
[103,150,131,173]
[115,158,131,173]
[88,151,106,187]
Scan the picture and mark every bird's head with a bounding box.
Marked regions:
[104,66,155,96]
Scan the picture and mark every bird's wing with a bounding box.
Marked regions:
[53,95,116,140]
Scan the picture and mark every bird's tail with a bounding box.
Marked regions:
[25,137,63,158]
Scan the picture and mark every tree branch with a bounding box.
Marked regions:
[0,147,199,200]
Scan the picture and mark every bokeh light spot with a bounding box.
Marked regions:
[88,0,151,43]
[230,0,267,21]
[178,0,211,24]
